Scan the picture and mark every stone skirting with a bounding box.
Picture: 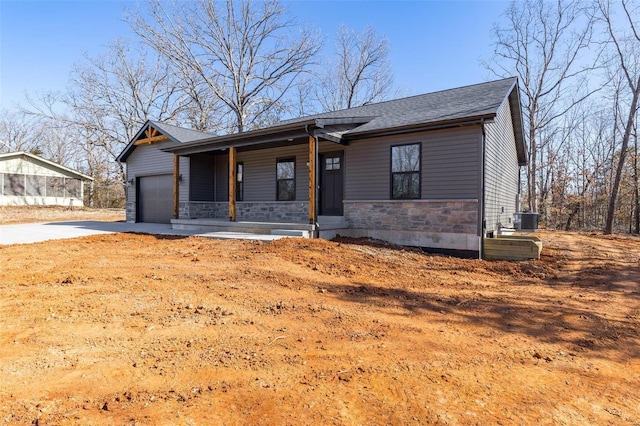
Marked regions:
[344,200,478,234]
[180,201,228,219]
[237,201,308,222]
[176,199,480,251]
[180,201,309,222]
[343,199,479,251]
[126,201,136,223]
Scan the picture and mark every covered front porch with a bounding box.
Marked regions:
[162,117,361,236]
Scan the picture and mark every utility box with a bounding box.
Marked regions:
[514,212,538,231]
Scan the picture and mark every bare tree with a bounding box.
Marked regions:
[128,0,320,133]
[0,110,86,177]
[317,25,394,111]
[291,76,321,117]
[633,119,639,233]
[559,106,612,230]
[0,110,44,154]
[486,0,597,214]
[598,0,640,234]
[177,69,224,132]
[25,40,185,207]
[66,40,184,153]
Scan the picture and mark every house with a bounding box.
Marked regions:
[117,77,526,257]
[0,151,92,207]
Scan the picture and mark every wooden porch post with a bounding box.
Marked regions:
[173,155,180,219]
[308,134,317,224]
[229,146,237,222]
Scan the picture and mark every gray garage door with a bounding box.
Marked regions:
[138,175,173,223]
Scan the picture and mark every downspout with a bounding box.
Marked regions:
[305,125,319,238]
[480,119,487,260]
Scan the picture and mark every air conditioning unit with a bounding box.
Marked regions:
[514,212,538,231]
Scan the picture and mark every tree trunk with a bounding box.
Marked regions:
[528,114,537,212]
[634,128,639,234]
[605,76,640,234]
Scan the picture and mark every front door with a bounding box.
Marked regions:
[320,151,344,216]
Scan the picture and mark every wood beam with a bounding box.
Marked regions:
[134,135,169,145]
[173,155,180,219]
[228,146,237,222]
[308,134,317,225]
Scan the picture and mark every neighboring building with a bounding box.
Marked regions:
[0,152,92,207]
[117,77,526,257]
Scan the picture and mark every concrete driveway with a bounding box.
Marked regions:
[0,221,286,245]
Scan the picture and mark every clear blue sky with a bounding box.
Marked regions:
[0,0,509,110]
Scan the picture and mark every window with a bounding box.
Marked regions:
[325,157,341,170]
[3,173,24,196]
[47,177,65,197]
[236,162,244,201]
[276,158,295,201]
[65,178,81,198]
[391,143,421,199]
[26,175,45,197]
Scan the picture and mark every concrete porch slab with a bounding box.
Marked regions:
[171,218,315,236]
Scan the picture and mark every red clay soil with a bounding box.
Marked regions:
[0,230,639,425]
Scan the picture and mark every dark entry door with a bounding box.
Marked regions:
[320,152,344,216]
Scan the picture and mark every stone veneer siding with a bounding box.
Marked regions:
[126,201,136,223]
[180,201,228,219]
[180,201,309,222]
[345,200,478,233]
[343,200,479,251]
[237,202,308,222]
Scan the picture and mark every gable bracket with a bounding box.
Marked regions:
[134,126,169,145]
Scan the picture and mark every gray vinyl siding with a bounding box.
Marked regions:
[345,127,481,200]
[179,157,189,204]
[236,144,310,202]
[484,99,519,232]
[189,154,215,201]
[185,141,342,203]
[214,153,229,202]
[190,153,230,202]
[125,141,189,204]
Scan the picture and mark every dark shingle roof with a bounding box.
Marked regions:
[120,78,524,163]
[149,121,213,143]
[280,77,518,136]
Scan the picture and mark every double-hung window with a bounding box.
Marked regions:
[276,158,295,201]
[391,143,421,199]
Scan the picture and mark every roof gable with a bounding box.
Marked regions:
[0,151,93,180]
[116,120,213,162]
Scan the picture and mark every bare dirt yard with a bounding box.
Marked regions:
[0,206,124,225]
[1,217,639,424]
